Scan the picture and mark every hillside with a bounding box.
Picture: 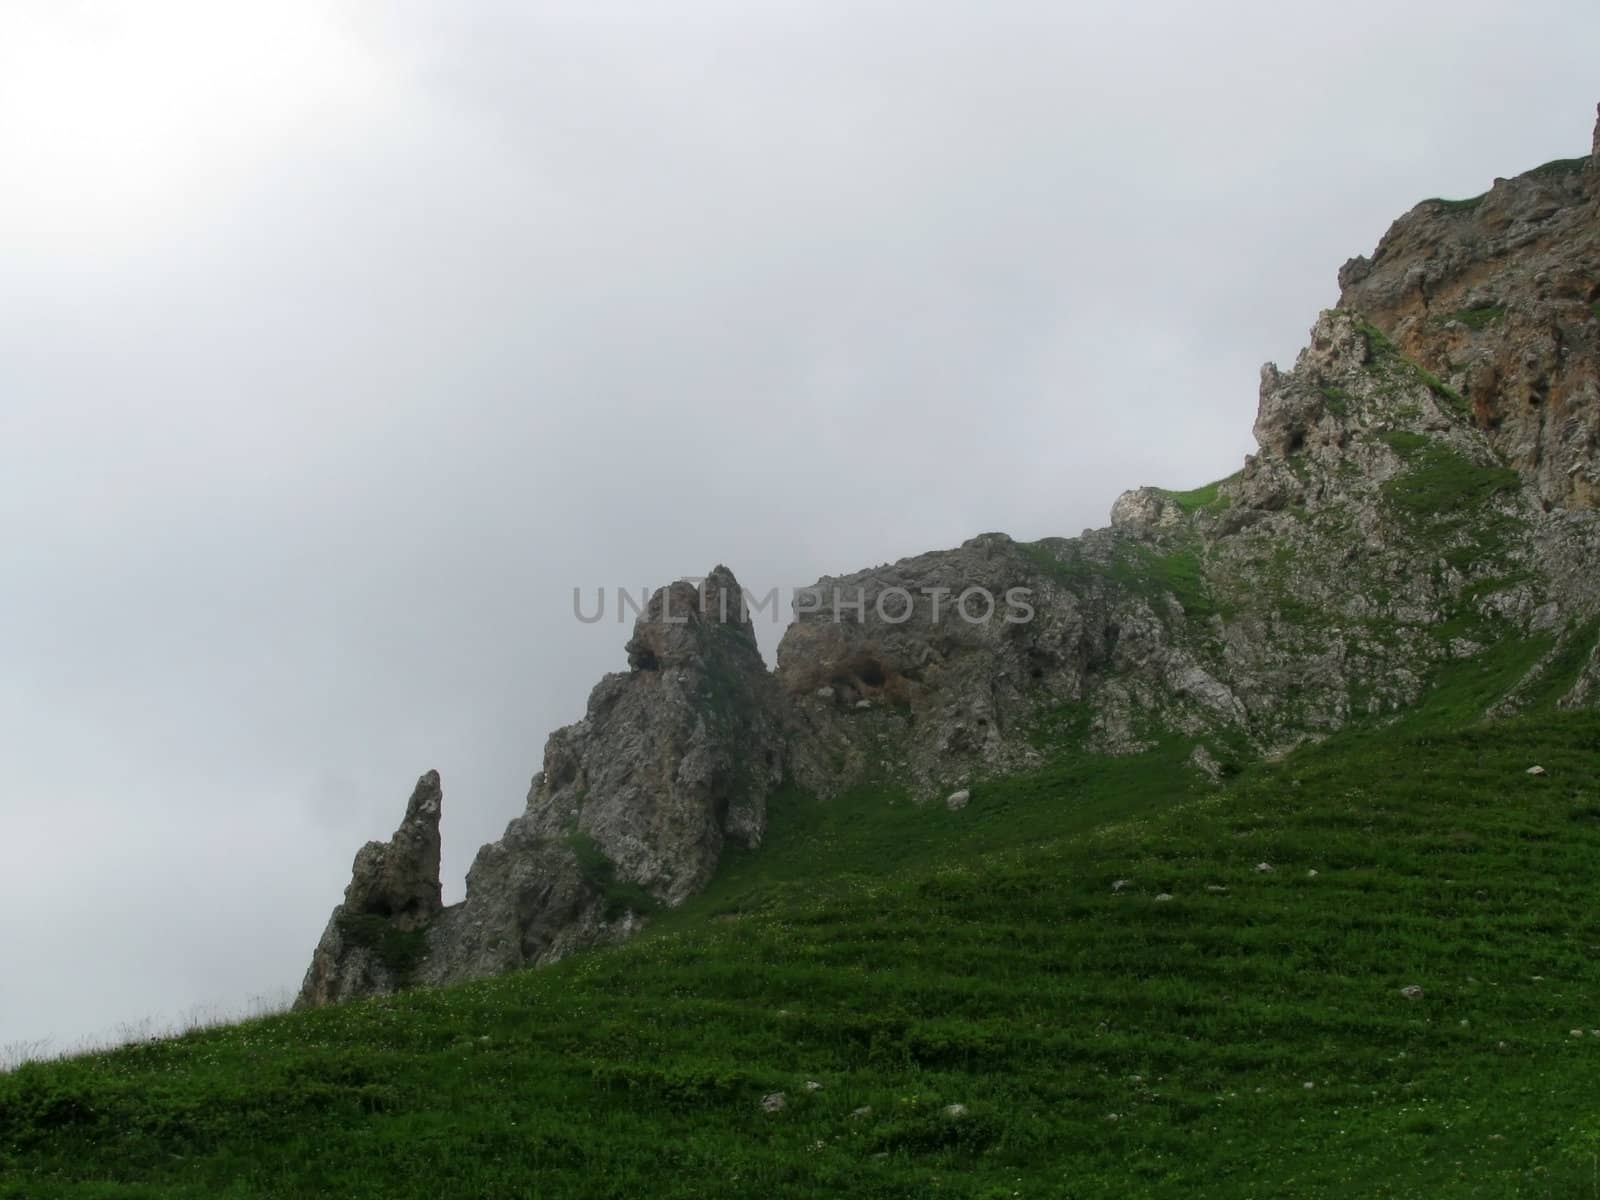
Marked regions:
[5,111,1600,1198]
[294,108,1600,1009]
[3,690,1598,1197]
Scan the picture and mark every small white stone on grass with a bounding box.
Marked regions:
[1400,985,1424,1000]
[943,1103,968,1119]
[1154,893,1174,902]
[1255,862,1274,873]
[761,1092,787,1113]
[804,1080,823,1092]
[1526,765,1547,777]
[945,789,970,812]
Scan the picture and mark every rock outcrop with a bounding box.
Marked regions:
[1336,106,1600,509]
[297,771,444,1008]
[773,293,1599,798]
[296,567,786,1007]
[299,107,1600,1009]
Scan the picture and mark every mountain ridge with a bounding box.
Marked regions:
[296,106,1600,1011]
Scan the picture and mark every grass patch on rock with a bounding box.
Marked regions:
[1380,438,1520,519]
[335,913,431,977]
[569,831,665,920]
[1153,472,1238,514]
[1525,155,1589,181]
[1427,193,1486,213]
[1439,304,1506,331]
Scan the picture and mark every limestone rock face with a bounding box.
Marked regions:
[1251,311,1370,460]
[295,771,443,1008]
[1591,104,1600,182]
[1110,488,1183,534]
[1336,115,1600,509]
[775,282,1599,796]
[344,771,443,928]
[297,567,787,1005]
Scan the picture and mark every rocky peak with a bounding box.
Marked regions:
[1591,103,1600,180]
[298,567,787,1007]
[346,770,444,928]
[295,770,444,1008]
[298,107,1600,1012]
[626,564,757,671]
[1250,309,1372,460]
[1335,107,1600,508]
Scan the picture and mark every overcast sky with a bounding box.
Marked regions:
[2,1,1595,1052]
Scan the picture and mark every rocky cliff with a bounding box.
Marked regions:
[297,567,786,1007]
[1337,105,1600,509]
[297,108,1600,1009]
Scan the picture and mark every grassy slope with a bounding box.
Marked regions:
[4,647,1600,1199]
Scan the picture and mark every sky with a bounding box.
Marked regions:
[2,0,1596,1053]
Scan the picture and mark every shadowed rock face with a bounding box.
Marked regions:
[298,108,1600,1009]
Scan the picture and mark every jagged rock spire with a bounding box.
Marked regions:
[295,771,445,1009]
[343,770,444,928]
[625,565,757,672]
[297,567,789,1008]
[1590,102,1600,187]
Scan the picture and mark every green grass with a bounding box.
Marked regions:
[1439,305,1506,332]
[1152,472,1238,515]
[1509,619,1600,714]
[1155,550,1220,619]
[5,670,1600,1198]
[1379,436,1520,521]
[335,914,431,978]
[1353,319,1466,421]
[1320,385,1351,417]
[1428,194,1487,214]
[1379,430,1431,457]
[1423,155,1584,216]
[1018,538,1104,591]
[1020,540,1219,623]
[1525,156,1589,181]
[570,831,664,920]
